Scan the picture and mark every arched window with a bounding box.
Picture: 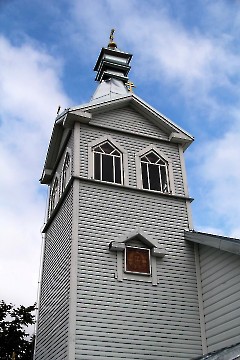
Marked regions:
[140,150,170,192]
[61,152,71,193]
[49,177,59,213]
[93,140,123,184]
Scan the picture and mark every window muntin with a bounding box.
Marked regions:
[62,152,71,193]
[49,177,59,213]
[93,141,123,184]
[140,150,170,192]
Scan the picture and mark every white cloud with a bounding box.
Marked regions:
[191,115,240,238]
[69,0,240,125]
[0,35,70,305]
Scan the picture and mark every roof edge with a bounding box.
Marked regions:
[185,229,240,255]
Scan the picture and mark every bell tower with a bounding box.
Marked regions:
[35,32,205,360]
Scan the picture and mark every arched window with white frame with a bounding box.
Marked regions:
[93,140,123,184]
[49,176,59,214]
[61,152,71,193]
[136,146,174,194]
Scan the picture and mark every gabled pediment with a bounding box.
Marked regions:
[109,228,166,258]
[70,93,194,149]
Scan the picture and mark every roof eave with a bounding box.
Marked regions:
[40,110,92,184]
[185,230,240,255]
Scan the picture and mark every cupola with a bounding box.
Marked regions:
[94,29,132,83]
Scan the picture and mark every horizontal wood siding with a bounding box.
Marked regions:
[76,181,201,359]
[80,123,185,195]
[90,106,169,140]
[35,188,73,360]
[199,244,240,352]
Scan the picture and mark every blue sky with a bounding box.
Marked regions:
[0,0,240,306]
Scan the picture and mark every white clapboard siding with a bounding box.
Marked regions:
[75,181,202,359]
[79,122,185,195]
[35,188,73,360]
[199,244,240,353]
[90,106,169,140]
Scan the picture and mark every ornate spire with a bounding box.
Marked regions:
[108,29,117,50]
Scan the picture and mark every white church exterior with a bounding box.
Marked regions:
[34,33,240,360]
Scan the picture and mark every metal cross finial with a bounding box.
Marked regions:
[126,81,136,92]
[110,29,115,43]
[108,29,117,49]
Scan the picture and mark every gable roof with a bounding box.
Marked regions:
[70,93,194,148]
[40,93,194,184]
[185,230,240,255]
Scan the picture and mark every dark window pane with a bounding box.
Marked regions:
[157,159,165,165]
[160,166,168,192]
[101,142,114,154]
[112,150,121,156]
[146,152,159,163]
[102,154,114,182]
[149,164,161,191]
[141,156,148,162]
[94,153,101,180]
[115,157,121,183]
[141,162,149,189]
[94,146,103,153]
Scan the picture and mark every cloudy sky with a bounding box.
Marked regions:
[0,0,240,307]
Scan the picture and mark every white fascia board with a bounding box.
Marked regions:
[130,94,193,135]
[185,230,240,255]
[71,94,132,114]
[151,247,166,258]
[40,168,52,184]
[112,227,159,248]
[40,123,64,182]
[41,110,91,183]
[71,94,194,147]
[63,110,92,128]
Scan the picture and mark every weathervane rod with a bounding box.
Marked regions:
[108,29,117,49]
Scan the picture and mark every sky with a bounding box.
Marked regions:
[0,0,240,307]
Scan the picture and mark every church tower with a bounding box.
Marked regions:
[35,31,206,359]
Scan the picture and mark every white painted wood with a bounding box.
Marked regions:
[67,179,79,359]
[194,243,207,354]
[34,189,73,360]
[75,181,202,358]
[90,106,169,140]
[73,122,81,177]
[199,244,240,353]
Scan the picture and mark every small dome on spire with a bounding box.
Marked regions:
[108,29,117,50]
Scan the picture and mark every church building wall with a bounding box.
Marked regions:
[35,188,73,360]
[75,181,202,359]
[198,244,240,353]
